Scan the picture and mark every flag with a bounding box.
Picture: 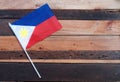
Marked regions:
[9,4,62,49]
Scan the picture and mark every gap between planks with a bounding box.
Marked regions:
[0,59,120,63]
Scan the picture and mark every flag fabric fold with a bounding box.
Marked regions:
[9,4,62,49]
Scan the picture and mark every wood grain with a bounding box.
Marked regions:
[0,63,119,81]
[0,0,120,9]
[59,20,120,35]
[1,19,120,35]
[1,36,120,51]
[0,51,120,59]
[1,10,120,20]
[1,59,120,63]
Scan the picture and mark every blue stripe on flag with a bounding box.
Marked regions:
[12,4,54,26]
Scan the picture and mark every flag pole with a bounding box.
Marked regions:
[23,49,41,78]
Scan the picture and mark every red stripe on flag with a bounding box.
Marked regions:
[26,16,62,49]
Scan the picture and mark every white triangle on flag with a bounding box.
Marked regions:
[9,23,35,49]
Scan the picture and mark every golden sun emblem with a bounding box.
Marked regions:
[19,28,29,38]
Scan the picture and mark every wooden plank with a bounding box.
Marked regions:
[0,0,120,9]
[42,20,120,35]
[1,36,120,51]
[1,19,120,36]
[0,63,119,81]
[1,59,120,63]
[0,51,120,59]
[0,10,120,20]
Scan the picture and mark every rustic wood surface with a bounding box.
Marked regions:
[0,0,120,81]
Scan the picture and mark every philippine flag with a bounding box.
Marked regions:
[9,4,62,49]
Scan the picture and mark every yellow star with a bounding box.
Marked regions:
[19,28,29,38]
